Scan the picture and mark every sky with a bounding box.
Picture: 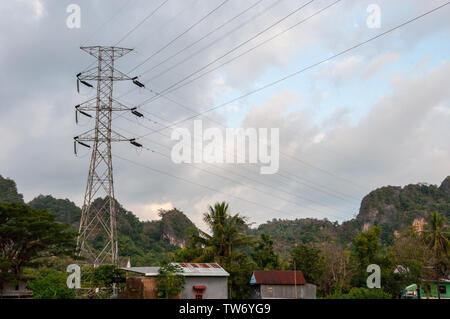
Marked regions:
[0,0,449,230]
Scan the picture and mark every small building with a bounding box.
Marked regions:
[0,279,33,299]
[119,263,229,299]
[402,280,450,299]
[250,270,316,299]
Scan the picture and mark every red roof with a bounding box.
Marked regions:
[193,286,207,290]
[252,270,307,285]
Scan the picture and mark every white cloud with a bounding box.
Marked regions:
[0,0,449,227]
[362,52,399,79]
[128,202,174,221]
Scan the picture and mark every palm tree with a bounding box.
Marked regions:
[424,212,450,299]
[202,202,251,263]
[186,202,254,298]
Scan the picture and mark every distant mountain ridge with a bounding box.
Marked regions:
[0,174,448,261]
[0,174,24,204]
[250,176,450,253]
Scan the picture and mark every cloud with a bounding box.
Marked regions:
[128,202,174,221]
[317,53,399,84]
[362,52,399,79]
[320,56,364,84]
[0,0,449,228]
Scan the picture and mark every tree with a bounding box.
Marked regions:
[157,264,185,298]
[352,226,382,287]
[0,203,77,290]
[82,265,125,294]
[28,268,76,299]
[175,202,254,298]
[423,212,450,299]
[319,242,355,295]
[251,234,280,270]
[290,244,324,286]
[200,202,253,264]
[386,228,433,297]
[353,226,382,265]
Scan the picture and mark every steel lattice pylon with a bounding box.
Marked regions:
[75,46,139,266]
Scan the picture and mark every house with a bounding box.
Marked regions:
[250,270,316,299]
[0,278,33,299]
[119,263,229,299]
[402,279,450,299]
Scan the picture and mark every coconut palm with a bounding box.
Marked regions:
[424,212,450,298]
[201,202,252,263]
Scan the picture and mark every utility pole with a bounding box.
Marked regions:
[74,46,144,266]
[294,260,298,299]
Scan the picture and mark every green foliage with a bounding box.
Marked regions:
[250,218,337,258]
[157,264,185,298]
[0,175,24,204]
[82,265,125,289]
[325,287,392,299]
[0,203,77,285]
[176,202,254,298]
[352,226,383,287]
[423,211,450,298]
[28,195,81,226]
[28,268,76,299]
[251,234,280,270]
[290,244,325,285]
[353,226,382,265]
[2,174,449,299]
[424,211,450,258]
[226,253,255,299]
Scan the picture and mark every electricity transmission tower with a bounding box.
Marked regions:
[74,46,144,266]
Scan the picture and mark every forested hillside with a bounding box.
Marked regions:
[250,176,450,253]
[0,175,24,204]
[1,174,448,263]
[0,176,196,266]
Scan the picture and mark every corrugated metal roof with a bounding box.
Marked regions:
[120,263,229,277]
[119,267,160,276]
[170,263,229,277]
[250,270,307,285]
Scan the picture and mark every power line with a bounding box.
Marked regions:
[116,105,362,204]
[141,0,275,78]
[139,0,316,101]
[80,0,137,73]
[142,0,340,104]
[127,82,369,192]
[118,0,284,100]
[129,0,232,73]
[81,0,134,46]
[114,0,171,46]
[114,152,345,221]
[114,112,361,209]
[112,1,350,192]
[130,1,450,189]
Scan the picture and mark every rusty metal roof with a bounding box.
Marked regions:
[250,270,307,285]
[171,263,229,277]
[120,263,229,277]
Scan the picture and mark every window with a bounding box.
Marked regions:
[195,292,204,299]
[439,286,447,294]
[193,286,206,299]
